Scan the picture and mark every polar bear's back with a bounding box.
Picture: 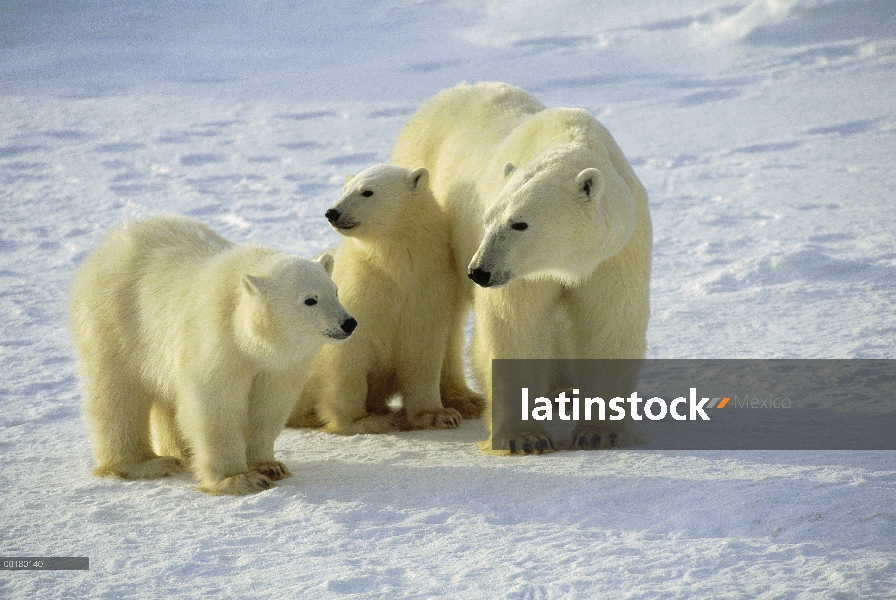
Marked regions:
[71,215,234,315]
[69,216,237,388]
[392,82,544,185]
[113,215,233,267]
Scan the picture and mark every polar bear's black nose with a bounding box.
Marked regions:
[468,268,492,287]
[325,209,340,224]
[341,317,357,335]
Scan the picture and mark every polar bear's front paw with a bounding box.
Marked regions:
[249,461,292,481]
[94,456,185,480]
[201,471,273,495]
[569,425,643,450]
[323,413,398,435]
[491,432,557,455]
[404,407,462,430]
[441,390,486,419]
[569,428,614,449]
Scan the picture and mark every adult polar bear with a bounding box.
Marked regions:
[391,82,652,453]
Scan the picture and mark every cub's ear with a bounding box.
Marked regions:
[242,274,265,295]
[407,167,429,192]
[503,162,516,178]
[317,253,335,276]
[575,167,605,202]
[342,174,355,191]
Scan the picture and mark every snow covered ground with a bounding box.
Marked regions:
[2,0,895,597]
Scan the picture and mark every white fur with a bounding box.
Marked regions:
[391,82,652,452]
[288,164,482,435]
[69,215,353,494]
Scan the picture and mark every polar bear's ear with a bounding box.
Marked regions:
[503,162,516,178]
[407,167,429,192]
[243,274,265,296]
[342,174,355,190]
[576,168,605,202]
[317,253,335,276]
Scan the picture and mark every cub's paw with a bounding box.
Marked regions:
[323,413,398,436]
[404,407,462,430]
[94,456,185,480]
[201,471,273,495]
[488,432,557,455]
[441,389,486,419]
[249,461,292,481]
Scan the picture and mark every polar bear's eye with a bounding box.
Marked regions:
[360,190,374,197]
[511,222,528,231]
[304,298,318,306]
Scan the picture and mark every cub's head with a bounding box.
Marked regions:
[468,149,636,288]
[236,253,356,366]
[324,164,430,238]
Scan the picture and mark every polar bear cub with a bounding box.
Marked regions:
[70,215,356,495]
[288,164,476,434]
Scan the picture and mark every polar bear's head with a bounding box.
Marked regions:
[325,164,430,238]
[468,148,636,288]
[236,253,356,366]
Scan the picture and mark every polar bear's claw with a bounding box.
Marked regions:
[250,461,292,480]
[569,426,643,450]
[569,428,606,450]
[498,432,557,455]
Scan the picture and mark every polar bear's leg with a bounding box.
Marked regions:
[398,345,461,430]
[286,364,325,428]
[244,371,300,481]
[439,302,485,419]
[177,377,272,495]
[566,359,645,449]
[482,360,558,456]
[150,402,190,462]
[84,374,184,479]
[318,347,397,435]
[471,294,557,455]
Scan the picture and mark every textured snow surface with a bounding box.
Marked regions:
[2,0,895,597]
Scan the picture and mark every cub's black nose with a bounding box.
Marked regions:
[341,317,358,335]
[468,268,492,287]
[325,209,340,224]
